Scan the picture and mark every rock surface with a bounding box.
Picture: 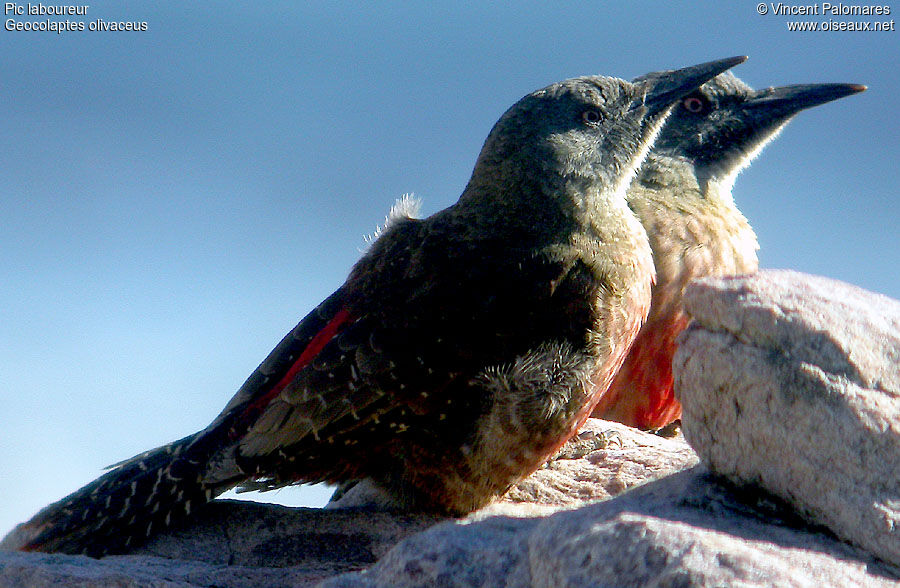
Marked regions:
[0,502,442,587]
[675,270,900,568]
[0,549,316,588]
[323,470,898,588]
[3,270,899,587]
[134,501,441,570]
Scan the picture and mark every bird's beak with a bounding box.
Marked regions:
[743,83,867,120]
[637,56,749,115]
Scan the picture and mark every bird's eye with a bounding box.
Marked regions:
[682,96,706,113]
[581,110,602,124]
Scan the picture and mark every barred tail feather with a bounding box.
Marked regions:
[6,433,219,557]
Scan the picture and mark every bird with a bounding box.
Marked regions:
[590,72,867,430]
[7,57,743,557]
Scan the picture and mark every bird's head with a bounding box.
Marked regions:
[648,71,866,184]
[466,57,747,207]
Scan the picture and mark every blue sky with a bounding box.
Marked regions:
[2,2,897,536]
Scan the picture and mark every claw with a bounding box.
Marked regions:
[550,428,622,461]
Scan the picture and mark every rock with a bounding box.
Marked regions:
[504,418,699,506]
[0,501,441,588]
[0,549,317,588]
[134,500,441,569]
[675,270,900,568]
[322,469,900,587]
[328,418,699,509]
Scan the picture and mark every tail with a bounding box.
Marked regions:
[6,433,222,557]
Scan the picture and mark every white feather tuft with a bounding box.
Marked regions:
[364,193,423,247]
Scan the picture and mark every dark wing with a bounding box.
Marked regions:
[202,285,355,442]
[209,210,596,486]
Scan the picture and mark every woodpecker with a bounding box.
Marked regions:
[9,57,743,557]
[591,73,866,429]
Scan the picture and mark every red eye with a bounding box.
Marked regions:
[582,110,602,124]
[683,96,705,113]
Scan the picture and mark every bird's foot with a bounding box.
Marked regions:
[549,429,623,463]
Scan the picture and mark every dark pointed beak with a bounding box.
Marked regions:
[637,56,749,115]
[744,83,866,119]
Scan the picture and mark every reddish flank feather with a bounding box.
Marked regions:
[595,310,691,429]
